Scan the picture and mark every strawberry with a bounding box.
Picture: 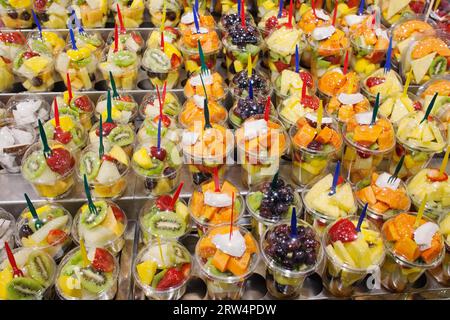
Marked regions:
[426,169,448,182]
[92,248,115,272]
[46,229,67,246]
[329,219,358,243]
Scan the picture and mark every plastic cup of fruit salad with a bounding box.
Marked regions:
[55,246,119,300]
[389,112,447,180]
[235,116,289,188]
[322,216,385,297]
[133,240,192,300]
[70,30,105,61]
[112,1,145,28]
[0,6,33,29]
[261,219,323,299]
[228,96,277,129]
[53,94,95,131]
[428,212,450,286]
[326,92,372,130]
[178,8,216,33]
[139,197,190,243]
[139,91,182,120]
[12,49,55,92]
[131,141,183,197]
[141,47,182,90]
[188,179,244,236]
[184,71,228,102]
[301,173,358,234]
[222,24,263,81]
[246,178,303,242]
[89,121,136,157]
[182,124,234,185]
[73,0,109,28]
[406,168,450,220]
[361,68,403,103]
[0,208,15,254]
[6,94,51,129]
[278,94,321,128]
[290,114,343,186]
[16,202,72,261]
[380,212,445,293]
[21,141,76,200]
[148,0,181,27]
[72,200,128,255]
[273,68,317,107]
[0,248,56,300]
[0,120,36,173]
[195,225,260,300]
[179,97,228,129]
[179,28,221,75]
[77,145,130,199]
[341,113,396,184]
[43,117,87,156]
[136,115,180,146]
[230,69,273,100]
[380,0,428,27]
[99,47,139,91]
[377,91,420,124]
[416,75,450,121]
[317,68,360,103]
[354,171,411,230]
[95,92,138,125]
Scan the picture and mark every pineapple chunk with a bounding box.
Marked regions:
[333,241,356,267]
[23,56,50,75]
[330,183,356,213]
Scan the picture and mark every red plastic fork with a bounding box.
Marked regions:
[4,242,24,278]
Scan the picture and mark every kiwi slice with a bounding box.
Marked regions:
[61,251,83,276]
[151,269,168,288]
[113,100,136,112]
[22,152,47,181]
[149,212,186,238]
[80,266,113,294]
[108,125,135,147]
[79,150,101,180]
[428,56,447,76]
[70,126,85,146]
[171,243,191,264]
[26,251,55,287]
[247,191,263,212]
[6,277,43,300]
[112,51,137,68]
[80,201,108,229]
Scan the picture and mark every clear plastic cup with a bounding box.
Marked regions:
[99,48,139,90]
[380,0,427,27]
[389,112,447,180]
[380,212,445,292]
[0,60,14,93]
[112,1,144,28]
[428,212,450,285]
[301,174,358,234]
[55,246,119,300]
[354,171,411,230]
[188,180,245,236]
[89,121,135,157]
[139,197,190,243]
[21,141,76,200]
[184,71,228,102]
[0,208,15,255]
[195,225,259,300]
[77,145,130,199]
[246,179,303,242]
[72,200,128,255]
[139,91,182,120]
[341,116,395,184]
[361,68,403,103]
[235,116,289,188]
[72,0,109,28]
[218,10,256,33]
[273,68,317,107]
[133,240,192,300]
[230,69,272,100]
[5,94,50,128]
[326,94,372,131]
[141,47,182,90]
[228,97,277,129]
[321,216,385,297]
[69,30,105,62]
[12,50,55,92]
[43,117,87,156]
[131,141,183,197]
[261,219,324,299]
[179,98,228,129]
[416,75,450,122]
[136,115,180,146]
[182,124,234,185]
[0,248,56,300]
[317,69,360,104]
[290,116,343,186]
[0,6,33,29]
[95,92,138,124]
[52,94,94,131]
[16,202,72,261]
[33,1,67,29]
[148,0,181,27]
[0,120,36,173]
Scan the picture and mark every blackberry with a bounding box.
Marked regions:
[20,224,34,238]
[20,11,31,20]
[144,178,157,191]
[163,167,177,179]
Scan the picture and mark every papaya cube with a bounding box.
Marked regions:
[394,238,420,262]
[338,104,355,122]
[197,237,217,259]
[383,220,400,241]
[244,233,258,254]
[357,186,377,205]
[212,250,231,272]
[329,130,342,149]
[377,130,394,151]
[202,206,220,221]
[227,252,251,276]
[315,126,333,144]
[393,213,417,239]
[371,201,390,213]
[293,124,316,147]
[421,234,443,264]
[371,172,379,185]
[353,124,383,143]
[190,191,204,218]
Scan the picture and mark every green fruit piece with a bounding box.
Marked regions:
[61,251,83,276]
[316,58,331,69]
[428,56,447,76]
[22,152,47,181]
[151,269,168,288]
[149,211,187,239]
[144,48,171,71]
[26,251,55,287]
[77,34,102,47]
[206,258,229,276]
[80,266,113,294]
[80,201,108,229]
[30,40,52,56]
[153,178,173,194]
[247,191,263,213]
[108,125,135,147]
[113,100,137,112]
[112,50,137,68]
[70,126,84,146]
[6,277,43,300]
[136,160,163,176]
[79,150,101,180]
[170,243,191,264]
[229,111,243,127]
[246,44,260,56]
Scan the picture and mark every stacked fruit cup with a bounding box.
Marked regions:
[72,200,128,255]
[33,0,68,29]
[72,0,110,28]
[112,1,145,28]
[148,0,182,27]
[380,212,445,292]
[428,212,450,286]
